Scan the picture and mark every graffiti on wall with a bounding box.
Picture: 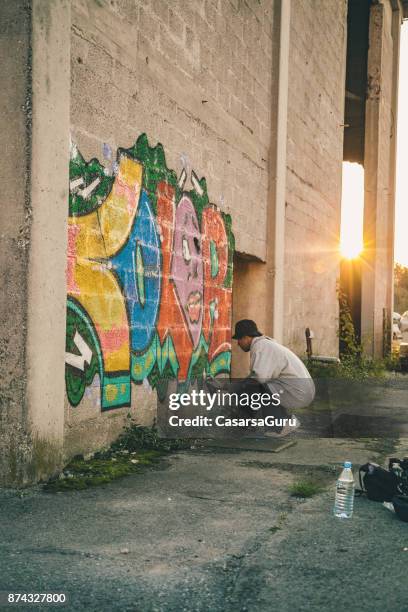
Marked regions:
[65,134,234,410]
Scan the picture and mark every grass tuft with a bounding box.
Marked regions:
[289,479,325,498]
[44,424,192,493]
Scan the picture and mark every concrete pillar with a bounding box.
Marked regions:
[267,0,291,344]
[386,4,403,324]
[361,0,401,358]
[26,0,71,479]
[231,0,291,376]
[0,0,32,485]
[0,0,70,485]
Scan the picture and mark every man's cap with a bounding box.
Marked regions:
[232,319,262,339]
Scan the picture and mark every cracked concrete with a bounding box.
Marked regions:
[1,438,407,611]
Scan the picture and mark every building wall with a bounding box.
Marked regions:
[0,0,403,483]
[284,0,347,356]
[0,0,33,485]
[65,0,275,455]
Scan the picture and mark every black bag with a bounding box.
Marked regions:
[392,495,408,522]
[359,462,400,502]
[388,457,408,496]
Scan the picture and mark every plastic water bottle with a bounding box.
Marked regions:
[334,461,355,519]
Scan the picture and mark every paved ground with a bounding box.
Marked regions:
[1,437,408,612]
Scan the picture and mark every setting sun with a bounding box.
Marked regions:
[340,162,365,259]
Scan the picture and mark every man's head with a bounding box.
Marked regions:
[232,319,262,352]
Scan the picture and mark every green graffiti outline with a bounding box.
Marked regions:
[69,147,114,217]
[119,134,179,214]
[65,298,104,407]
[210,239,219,278]
[208,351,231,377]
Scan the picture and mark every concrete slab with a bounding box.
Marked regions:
[201,437,297,453]
[1,437,407,610]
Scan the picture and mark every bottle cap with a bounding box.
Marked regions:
[344,461,352,468]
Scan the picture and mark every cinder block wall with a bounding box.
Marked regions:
[284,0,347,356]
[65,0,275,456]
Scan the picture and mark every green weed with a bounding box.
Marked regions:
[289,479,325,498]
[44,424,191,493]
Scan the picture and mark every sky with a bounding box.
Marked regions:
[395,21,408,267]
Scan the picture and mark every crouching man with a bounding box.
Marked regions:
[233,319,315,433]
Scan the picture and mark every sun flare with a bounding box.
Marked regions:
[340,162,364,259]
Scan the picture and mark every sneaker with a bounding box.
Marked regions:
[281,414,301,437]
[264,415,301,438]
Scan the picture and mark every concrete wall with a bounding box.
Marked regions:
[1,0,403,483]
[26,0,70,479]
[70,0,273,258]
[0,0,70,485]
[232,255,269,377]
[0,0,33,485]
[65,0,276,454]
[284,0,348,356]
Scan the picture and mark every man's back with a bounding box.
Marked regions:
[249,335,315,408]
[250,336,312,381]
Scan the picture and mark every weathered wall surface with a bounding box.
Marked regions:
[284,0,347,356]
[70,0,273,257]
[26,0,70,480]
[65,0,274,453]
[231,255,268,377]
[0,0,70,485]
[0,0,33,485]
[66,136,234,454]
[1,0,401,483]
[361,0,395,357]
